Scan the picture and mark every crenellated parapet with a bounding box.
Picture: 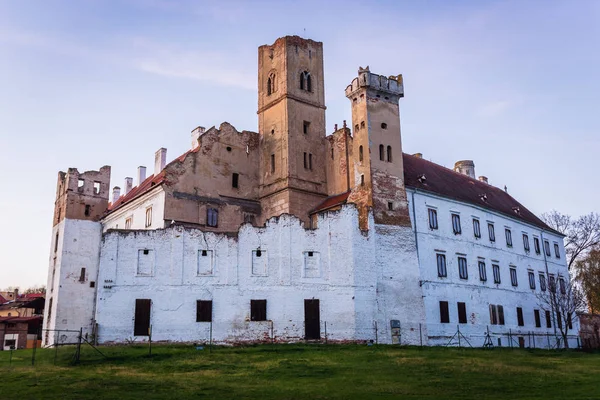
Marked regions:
[345,66,404,99]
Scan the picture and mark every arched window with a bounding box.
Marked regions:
[359,145,363,162]
[267,73,275,96]
[306,73,312,92]
[300,71,311,91]
[379,144,384,161]
[387,146,392,162]
[267,77,272,95]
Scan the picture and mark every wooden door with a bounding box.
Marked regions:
[134,299,151,336]
[304,299,320,340]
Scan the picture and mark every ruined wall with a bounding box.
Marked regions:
[325,127,352,196]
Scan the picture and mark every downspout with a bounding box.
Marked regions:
[410,190,420,260]
[541,230,558,338]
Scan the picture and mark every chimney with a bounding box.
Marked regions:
[478,176,488,184]
[413,153,423,159]
[137,166,147,186]
[14,288,18,299]
[191,126,205,150]
[124,177,133,195]
[454,160,476,179]
[112,186,121,203]
[155,148,167,175]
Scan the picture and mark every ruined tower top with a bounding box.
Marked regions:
[345,66,404,101]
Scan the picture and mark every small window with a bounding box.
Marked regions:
[528,271,536,289]
[492,264,501,284]
[439,301,450,323]
[381,123,387,129]
[304,152,308,169]
[505,228,513,247]
[489,304,498,325]
[232,173,239,188]
[523,234,530,252]
[84,204,91,217]
[359,146,363,162]
[517,307,524,326]
[79,267,86,282]
[559,277,566,294]
[457,302,467,324]
[539,273,547,291]
[90,281,95,288]
[331,148,334,159]
[436,253,447,277]
[267,76,272,95]
[309,153,313,170]
[379,144,384,161]
[452,214,461,235]
[488,223,495,242]
[387,202,393,211]
[534,309,541,328]
[360,174,364,186]
[545,310,552,328]
[534,237,541,254]
[300,71,311,91]
[78,179,84,188]
[125,217,133,229]
[478,261,487,282]
[226,146,232,152]
[303,121,310,134]
[544,240,551,256]
[554,243,560,258]
[428,209,438,230]
[270,154,275,173]
[250,300,267,321]
[386,146,392,162]
[145,207,152,228]
[207,208,218,227]
[54,232,59,253]
[196,300,213,322]
[510,267,518,287]
[360,121,365,129]
[473,219,481,238]
[355,124,360,132]
[458,256,468,280]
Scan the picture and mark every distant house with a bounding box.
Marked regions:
[0,316,43,350]
[578,313,600,349]
[0,296,45,318]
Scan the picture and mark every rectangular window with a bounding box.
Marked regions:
[84,204,91,216]
[539,273,547,291]
[250,300,267,321]
[457,302,467,324]
[517,307,524,326]
[428,209,438,230]
[458,257,468,280]
[492,264,501,284]
[545,310,552,328]
[554,243,560,258]
[534,309,541,328]
[534,237,541,254]
[549,275,556,293]
[436,254,447,277]
[145,207,152,228]
[498,305,505,325]
[196,300,213,322]
[557,313,562,329]
[510,267,518,286]
[303,152,308,169]
[528,271,536,289]
[523,234,530,252]
[309,153,313,170]
[207,208,218,227]
[478,261,487,282]
[473,219,481,238]
[303,121,310,134]
[452,214,461,234]
[505,228,513,247]
[544,240,551,256]
[559,277,566,294]
[488,223,495,242]
[79,267,86,282]
[232,173,239,188]
[125,217,133,229]
[54,232,59,253]
[490,304,498,325]
[439,301,450,323]
[270,154,275,173]
[93,181,100,194]
[134,299,151,336]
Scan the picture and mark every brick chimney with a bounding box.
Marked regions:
[154,148,167,176]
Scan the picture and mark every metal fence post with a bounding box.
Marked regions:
[374,321,378,345]
[324,321,327,344]
[458,325,461,347]
[419,323,423,347]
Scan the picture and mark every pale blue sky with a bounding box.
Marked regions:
[1,0,598,288]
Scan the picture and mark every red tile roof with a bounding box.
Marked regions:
[310,191,351,214]
[0,316,42,323]
[18,293,45,299]
[0,294,6,304]
[402,153,558,234]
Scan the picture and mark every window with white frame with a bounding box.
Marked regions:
[478,261,487,282]
[452,214,461,235]
[505,228,513,247]
[528,271,536,289]
[436,253,447,277]
[492,264,501,284]
[539,273,547,291]
[534,237,541,254]
[488,223,495,242]
[544,240,551,256]
[473,219,481,238]
[428,208,438,230]
[145,207,152,228]
[554,243,560,259]
[523,234,530,252]
[510,266,518,286]
[458,256,468,279]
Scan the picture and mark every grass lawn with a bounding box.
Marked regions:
[1,344,599,399]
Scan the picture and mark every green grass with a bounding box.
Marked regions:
[1,344,599,399]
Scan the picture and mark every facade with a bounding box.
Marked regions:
[43,35,576,348]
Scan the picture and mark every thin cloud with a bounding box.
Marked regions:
[478,100,512,117]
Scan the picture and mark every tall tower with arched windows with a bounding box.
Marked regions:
[257,36,328,226]
[345,67,410,229]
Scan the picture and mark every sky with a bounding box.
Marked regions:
[0,0,599,289]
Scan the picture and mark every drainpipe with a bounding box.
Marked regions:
[540,230,558,338]
[410,190,420,260]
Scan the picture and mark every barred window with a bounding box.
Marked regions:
[488,223,495,242]
[478,261,487,282]
[452,214,461,235]
[436,253,447,277]
[510,267,518,287]
[492,264,501,284]
[458,257,468,280]
[523,234,530,252]
[473,219,481,238]
[428,209,438,230]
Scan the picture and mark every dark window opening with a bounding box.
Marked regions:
[201,250,208,257]
[271,129,275,135]
[90,281,95,288]
[539,274,547,291]
[251,300,267,321]
[308,251,314,257]
[84,204,91,216]
[207,208,218,227]
[528,271,536,289]
[303,121,310,134]
[387,202,393,211]
[232,173,239,188]
[270,154,275,173]
[300,71,312,91]
[505,228,513,247]
[331,148,334,159]
[439,301,450,323]
[557,313,562,329]
[534,237,541,254]
[458,302,467,324]
[517,307,524,326]
[549,275,556,293]
[54,232,59,253]
[256,249,262,257]
[79,267,86,282]
[554,243,560,258]
[196,300,212,322]
[355,124,359,132]
[134,299,151,336]
[523,234,530,252]
[360,121,365,129]
[545,310,552,328]
[359,145,363,162]
[226,146,232,152]
[143,249,149,255]
[544,240,551,256]
[379,144,384,161]
[386,145,392,162]
[534,309,541,327]
[360,175,364,186]
[381,123,387,129]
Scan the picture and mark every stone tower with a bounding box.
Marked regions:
[43,165,110,346]
[257,36,328,225]
[345,67,410,229]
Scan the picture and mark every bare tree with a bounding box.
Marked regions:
[537,277,587,348]
[576,248,600,313]
[541,211,600,270]
[22,285,46,295]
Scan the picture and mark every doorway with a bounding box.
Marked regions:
[304,299,320,340]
